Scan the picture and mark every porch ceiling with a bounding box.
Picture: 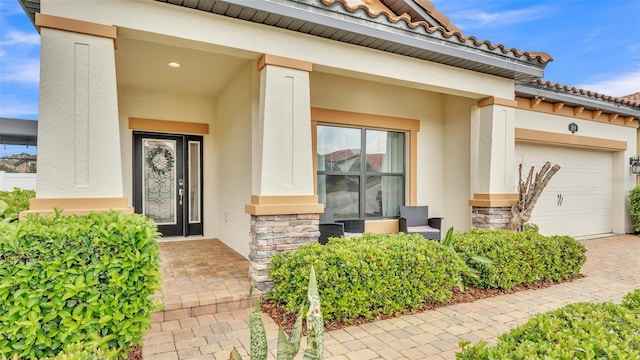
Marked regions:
[115,33,251,96]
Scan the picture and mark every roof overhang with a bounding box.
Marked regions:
[0,118,38,146]
[515,83,640,121]
[17,0,546,81]
[158,0,546,81]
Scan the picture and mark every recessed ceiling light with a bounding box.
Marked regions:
[168,62,181,68]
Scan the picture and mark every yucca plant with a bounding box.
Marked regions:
[231,266,324,360]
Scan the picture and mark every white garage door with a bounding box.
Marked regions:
[514,143,613,238]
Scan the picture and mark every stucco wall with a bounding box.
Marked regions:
[310,72,446,220]
[443,95,475,232]
[117,86,217,235]
[214,63,254,258]
[514,108,637,233]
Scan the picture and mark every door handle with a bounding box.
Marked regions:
[179,188,184,205]
[557,194,563,207]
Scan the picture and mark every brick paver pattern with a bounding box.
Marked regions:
[143,235,640,359]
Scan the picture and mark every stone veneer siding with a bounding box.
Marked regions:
[471,206,511,230]
[249,213,320,291]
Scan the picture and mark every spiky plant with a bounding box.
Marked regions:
[230,266,323,360]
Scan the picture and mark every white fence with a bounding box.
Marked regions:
[0,171,36,191]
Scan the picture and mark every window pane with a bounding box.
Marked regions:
[317,125,361,172]
[188,141,201,223]
[366,130,405,173]
[318,174,360,219]
[366,175,403,218]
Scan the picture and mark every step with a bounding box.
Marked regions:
[151,289,262,323]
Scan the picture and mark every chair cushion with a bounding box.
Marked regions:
[407,225,440,233]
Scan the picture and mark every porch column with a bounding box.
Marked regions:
[22,14,131,217]
[244,55,323,291]
[469,97,518,229]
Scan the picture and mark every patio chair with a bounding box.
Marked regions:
[398,205,443,241]
[318,208,365,244]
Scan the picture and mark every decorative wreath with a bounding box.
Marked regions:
[146,145,174,175]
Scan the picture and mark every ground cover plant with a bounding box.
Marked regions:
[0,211,161,359]
[0,187,35,221]
[266,228,587,331]
[457,289,640,359]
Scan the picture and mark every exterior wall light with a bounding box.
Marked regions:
[630,156,640,174]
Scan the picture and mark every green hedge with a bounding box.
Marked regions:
[453,228,586,289]
[43,342,118,360]
[457,289,640,359]
[268,233,466,323]
[0,211,161,359]
[0,188,35,221]
[629,187,640,232]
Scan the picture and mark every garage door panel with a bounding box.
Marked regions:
[515,143,612,237]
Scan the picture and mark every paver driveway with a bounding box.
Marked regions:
[143,234,639,359]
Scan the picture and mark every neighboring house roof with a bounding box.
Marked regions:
[0,118,38,146]
[515,81,640,120]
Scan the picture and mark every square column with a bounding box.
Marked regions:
[245,55,323,290]
[469,97,518,228]
[23,14,131,216]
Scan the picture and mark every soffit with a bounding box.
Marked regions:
[154,0,549,81]
[515,81,640,120]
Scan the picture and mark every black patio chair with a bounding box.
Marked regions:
[398,205,443,241]
[318,208,365,244]
[318,208,344,245]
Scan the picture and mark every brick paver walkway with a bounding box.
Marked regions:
[142,235,640,359]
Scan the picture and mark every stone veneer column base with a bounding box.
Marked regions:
[471,206,512,230]
[249,213,319,291]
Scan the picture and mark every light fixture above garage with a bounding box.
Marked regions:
[630,156,640,175]
[168,62,181,68]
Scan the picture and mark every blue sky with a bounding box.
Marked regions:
[0,0,639,155]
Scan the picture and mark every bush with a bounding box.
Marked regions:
[457,290,640,359]
[0,188,35,221]
[452,228,586,289]
[268,233,466,324]
[0,211,162,359]
[622,288,640,310]
[629,187,640,232]
[43,342,118,360]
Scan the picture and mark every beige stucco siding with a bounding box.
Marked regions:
[215,64,254,257]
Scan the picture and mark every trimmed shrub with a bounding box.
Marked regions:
[43,342,118,360]
[453,228,586,289]
[0,211,161,359]
[268,233,467,323]
[629,187,640,232]
[622,288,640,310]
[457,290,640,359]
[0,188,35,221]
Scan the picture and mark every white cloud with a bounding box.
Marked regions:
[577,71,640,97]
[430,3,550,31]
[0,59,39,84]
[0,100,38,118]
[0,30,40,47]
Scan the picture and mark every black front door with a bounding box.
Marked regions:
[133,132,203,237]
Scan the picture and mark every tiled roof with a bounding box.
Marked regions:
[532,80,640,108]
[323,0,553,64]
[622,92,640,106]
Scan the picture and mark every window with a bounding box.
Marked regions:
[317,125,405,219]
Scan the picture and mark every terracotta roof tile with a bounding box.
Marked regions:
[321,0,553,64]
[533,80,640,108]
[622,92,640,106]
